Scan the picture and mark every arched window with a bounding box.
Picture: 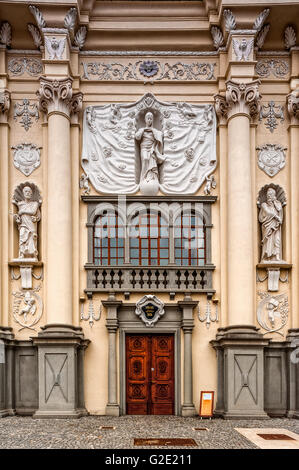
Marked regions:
[174,211,206,266]
[130,210,169,266]
[93,211,124,265]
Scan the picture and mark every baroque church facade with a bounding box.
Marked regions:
[0,0,299,419]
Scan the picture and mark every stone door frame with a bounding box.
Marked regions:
[103,295,198,417]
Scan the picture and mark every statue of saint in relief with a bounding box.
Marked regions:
[135,111,165,195]
[259,187,283,262]
[13,184,41,261]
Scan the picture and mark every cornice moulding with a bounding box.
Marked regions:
[80,50,218,56]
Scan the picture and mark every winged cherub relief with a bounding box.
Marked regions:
[45,36,66,60]
[232,37,254,61]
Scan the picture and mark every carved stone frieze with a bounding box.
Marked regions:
[8,57,43,77]
[12,143,41,176]
[37,77,83,118]
[81,60,216,82]
[255,59,289,78]
[287,91,299,123]
[13,99,39,131]
[232,38,254,61]
[257,291,288,336]
[257,144,287,177]
[259,101,284,133]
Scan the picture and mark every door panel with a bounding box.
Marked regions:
[126,334,174,415]
[126,335,149,415]
[151,335,174,415]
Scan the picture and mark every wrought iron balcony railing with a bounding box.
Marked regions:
[85,265,215,295]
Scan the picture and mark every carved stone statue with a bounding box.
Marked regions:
[135,111,165,195]
[257,185,286,263]
[12,183,42,261]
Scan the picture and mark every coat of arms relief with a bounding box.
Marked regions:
[81,93,217,196]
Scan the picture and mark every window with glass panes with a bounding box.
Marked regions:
[174,212,206,265]
[93,212,124,265]
[130,211,169,266]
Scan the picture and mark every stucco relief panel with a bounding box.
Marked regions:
[81,93,217,196]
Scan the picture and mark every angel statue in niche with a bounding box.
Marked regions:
[135,111,166,195]
[12,183,42,261]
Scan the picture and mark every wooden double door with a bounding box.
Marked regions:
[126,334,174,415]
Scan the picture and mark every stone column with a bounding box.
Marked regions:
[33,79,88,418]
[0,91,10,328]
[215,80,260,326]
[178,296,198,417]
[213,82,268,419]
[102,294,122,416]
[287,92,299,329]
[37,78,82,325]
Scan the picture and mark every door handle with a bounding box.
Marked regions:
[151,368,154,371]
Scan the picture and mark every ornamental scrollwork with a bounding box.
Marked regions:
[255,59,289,78]
[8,57,43,77]
[81,60,216,81]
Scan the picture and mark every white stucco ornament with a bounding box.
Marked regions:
[81,93,217,195]
[257,144,286,177]
[12,143,41,176]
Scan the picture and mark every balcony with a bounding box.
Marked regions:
[85,264,215,296]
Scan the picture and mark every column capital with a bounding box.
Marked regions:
[287,91,299,124]
[215,80,261,122]
[37,77,83,119]
[0,90,10,121]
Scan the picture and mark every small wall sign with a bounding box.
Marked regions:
[199,391,214,418]
[135,295,165,327]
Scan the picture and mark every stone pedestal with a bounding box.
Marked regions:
[0,327,15,418]
[285,329,299,419]
[32,324,89,419]
[211,325,269,419]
